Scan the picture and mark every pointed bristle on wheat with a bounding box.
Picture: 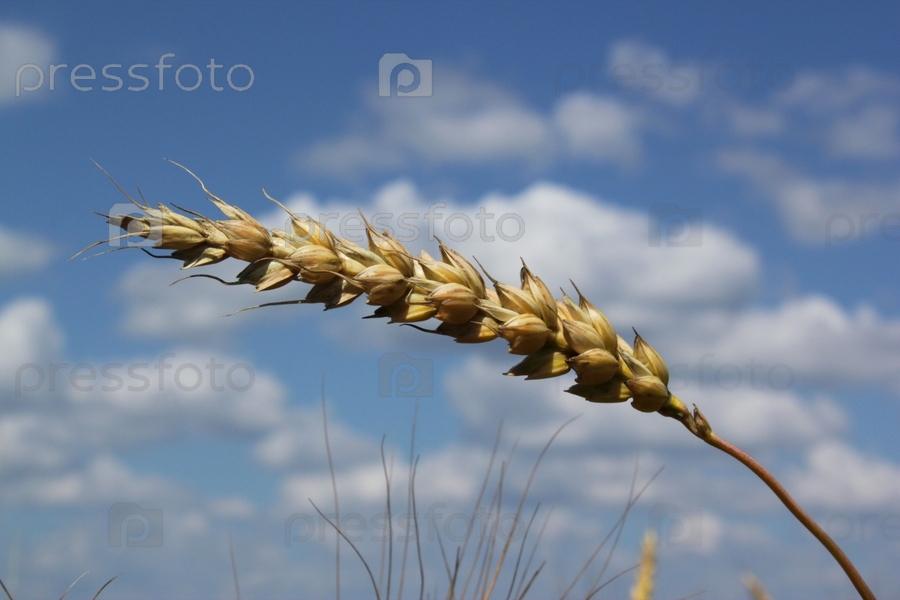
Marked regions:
[84,164,683,416]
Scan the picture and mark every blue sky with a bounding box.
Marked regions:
[2,1,900,598]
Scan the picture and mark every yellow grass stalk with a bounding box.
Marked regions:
[741,571,774,600]
[629,530,657,600]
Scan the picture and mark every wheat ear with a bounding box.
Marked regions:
[79,163,876,600]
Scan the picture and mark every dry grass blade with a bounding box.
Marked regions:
[483,416,580,600]
[311,499,382,600]
[511,503,554,600]
[380,436,395,600]
[503,502,541,600]
[89,574,121,600]
[321,381,342,600]
[410,455,426,600]
[560,462,663,600]
[0,571,120,600]
[584,564,640,600]
[228,526,242,600]
[59,572,89,600]
[396,400,425,600]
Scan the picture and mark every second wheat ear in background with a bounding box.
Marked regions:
[77,160,878,600]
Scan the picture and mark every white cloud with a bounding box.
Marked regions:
[8,454,180,506]
[827,105,900,159]
[60,347,288,440]
[300,136,406,175]
[243,177,762,357]
[607,39,701,105]
[272,179,758,325]
[297,70,650,177]
[444,356,847,453]
[726,104,785,136]
[115,260,311,338]
[0,23,54,104]
[299,70,553,177]
[253,405,378,471]
[777,67,900,115]
[790,441,900,509]
[208,496,256,519]
[717,148,900,243]
[0,297,63,384]
[2,341,288,507]
[0,223,53,276]
[554,93,645,166]
[684,295,900,390]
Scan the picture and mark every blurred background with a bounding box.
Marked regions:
[1,1,899,598]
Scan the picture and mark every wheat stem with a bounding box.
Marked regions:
[705,431,874,600]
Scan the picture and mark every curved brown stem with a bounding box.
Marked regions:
[660,396,876,600]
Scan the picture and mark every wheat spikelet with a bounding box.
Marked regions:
[80,162,696,425]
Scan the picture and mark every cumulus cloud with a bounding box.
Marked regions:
[296,69,650,177]
[554,93,645,166]
[8,453,180,506]
[253,405,378,471]
[776,66,900,115]
[682,295,900,390]
[267,179,758,330]
[299,70,553,177]
[0,297,63,384]
[115,260,313,338]
[726,104,785,136]
[827,105,900,159]
[606,39,702,105]
[789,441,900,509]
[1,306,288,505]
[0,223,53,276]
[444,356,847,453]
[717,148,900,243]
[712,66,900,242]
